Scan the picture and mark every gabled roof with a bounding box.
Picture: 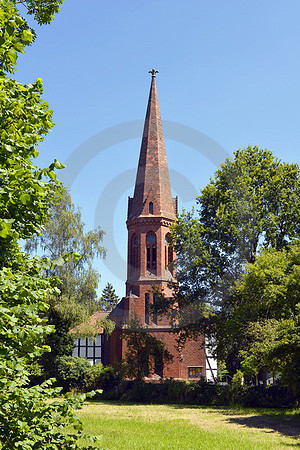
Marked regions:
[69,310,110,335]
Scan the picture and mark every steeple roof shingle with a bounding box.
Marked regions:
[128,71,176,221]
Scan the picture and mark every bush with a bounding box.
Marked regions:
[86,365,121,392]
[85,363,104,391]
[100,378,298,408]
[233,385,297,408]
[54,356,91,392]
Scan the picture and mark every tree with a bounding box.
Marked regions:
[25,186,107,374]
[170,147,300,376]
[100,282,120,310]
[227,241,300,391]
[12,0,64,25]
[26,186,106,310]
[122,317,173,380]
[0,0,97,447]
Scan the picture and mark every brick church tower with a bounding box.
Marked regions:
[126,68,177,314]
[104,70,206,379]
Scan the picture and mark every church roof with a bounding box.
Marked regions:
[69,310,110,335]
[128,70,176,221]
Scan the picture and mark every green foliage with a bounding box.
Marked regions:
[200,146,300,261]
[71,316,115,341]
[0,0,97,446]
[174,147,300,311]
[0,248,97,447]
[99,282,120,310]
[0,75,57,247]
[171,146,300,385]
[12,0,64,25]
[102,379,298,408]
[26,187,105,307]
[240,355,258,378]
[85,363,104,391]
[85,364,121,392]
[54,356,91,392]
[25,187,107,373]
[224,241,300,392]
[0,1,34,74]
[232,370,244,387]
[122,316,173,380]
[0,379,98,449]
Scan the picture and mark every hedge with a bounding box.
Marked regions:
[99,379,298,408]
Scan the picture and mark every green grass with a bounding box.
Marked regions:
[77,401,300,449]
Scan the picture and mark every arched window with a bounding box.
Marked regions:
[165,233,173,273]
[146,232,156,271]
[149,202,153,214]
[130,234,139,270]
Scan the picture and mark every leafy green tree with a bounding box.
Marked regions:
[25,186,107,374]
[26,186,106,310]
[199,147,300,262]
[171,147,300,340]
[228,242,300,391]
[161,146,300,385]
[0,0,98,447]
[100,282,120,310]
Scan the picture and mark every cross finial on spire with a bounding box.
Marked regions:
[149,68,159,77]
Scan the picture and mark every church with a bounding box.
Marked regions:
[72,70,212,380]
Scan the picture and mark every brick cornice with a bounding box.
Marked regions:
[126,215,175,229]
[126,276,177,284]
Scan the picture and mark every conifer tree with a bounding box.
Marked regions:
[100,282,120,310]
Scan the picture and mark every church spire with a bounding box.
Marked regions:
[128,70,176,221]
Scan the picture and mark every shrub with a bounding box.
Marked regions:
[235,385,297,408]
[85,363,104,391]
[86,365,121,392]
[54,356,91,392]
[232,370,244,387]
[101,379,298,407]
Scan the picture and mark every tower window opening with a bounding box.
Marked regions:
[152,245,156,269]
[165,246,167,269]
[168,247,173,273]
[153,293,158,325]
[165,234,173,273]
[146,232,156,271]
[149,202,153,214]
[131,234,139,271]
[147,246,151,269]
[145,293,150,325]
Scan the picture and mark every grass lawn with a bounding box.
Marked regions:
[77,400,300,449]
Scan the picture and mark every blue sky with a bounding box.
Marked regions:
[17,0,300,297]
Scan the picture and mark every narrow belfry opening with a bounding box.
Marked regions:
[153,293,158,324]
[146,232,156,271]
[149,202,153,214]
[145,293,150,325]
[165,233,173,273]
[130,234,139,273]
[152,245,156,269]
